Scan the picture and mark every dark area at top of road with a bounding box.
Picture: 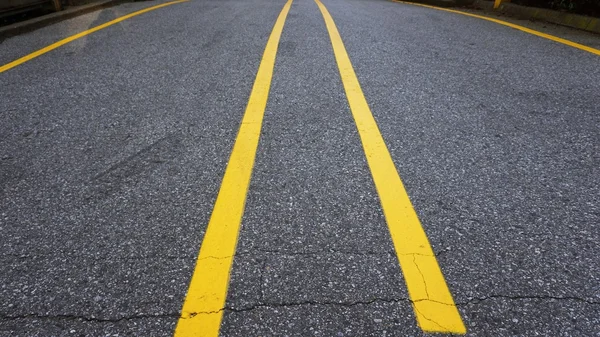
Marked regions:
[503,0,600,16]
[0,0,114,27]
[1,8,51,27]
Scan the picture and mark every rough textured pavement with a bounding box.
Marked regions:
[1,0,599,336]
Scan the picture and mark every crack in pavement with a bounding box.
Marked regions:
[412,304,452,332]
[3,294,597,323]
[175,249,397,263]
[0,253,196,261]
[457,294,600,306]
[397,252,435,257]
[1,248,402,263]
[238,248,396,257]
[197,255,234,261]
[0,312,179,322]
[222,297,411,313]
[174,298,414,319]
[411,254,430,300]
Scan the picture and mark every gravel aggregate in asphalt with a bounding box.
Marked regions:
[1,0,598,335]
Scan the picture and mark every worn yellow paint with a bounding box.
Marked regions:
[314,0,465,334]
[0,0,188,74]
[173,1,293,336]
[393,0,600,56]
[493,0,502,9]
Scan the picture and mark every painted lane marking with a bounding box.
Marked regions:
[173,0,293,336]
[314,0,466,333]
[0,0,188,74]
[393,0,600,56]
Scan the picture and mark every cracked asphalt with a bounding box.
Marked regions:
[1,0,599,336]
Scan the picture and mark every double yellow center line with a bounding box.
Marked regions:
[315,0,465,333]
[175,0,464,335]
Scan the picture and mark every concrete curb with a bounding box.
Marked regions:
[401,0,478,8]
[0,0,123,39]
[473,0,600,34]
[403,0,460,8]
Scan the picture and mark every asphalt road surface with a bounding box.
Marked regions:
[1,0,599,336]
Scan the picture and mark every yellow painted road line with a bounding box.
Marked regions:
[0,0,188,74]
[392,0,600,56]
[314,0,465,334]
[173,0,293,336]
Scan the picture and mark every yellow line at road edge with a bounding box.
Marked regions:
[0,0,188,74]
[173,0,293,336]
[393,0,600,56]
[314,0,466,333]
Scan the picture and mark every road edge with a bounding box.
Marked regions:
[0,0,124,39]
[403,0,458,7]
[473,0,600,34]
